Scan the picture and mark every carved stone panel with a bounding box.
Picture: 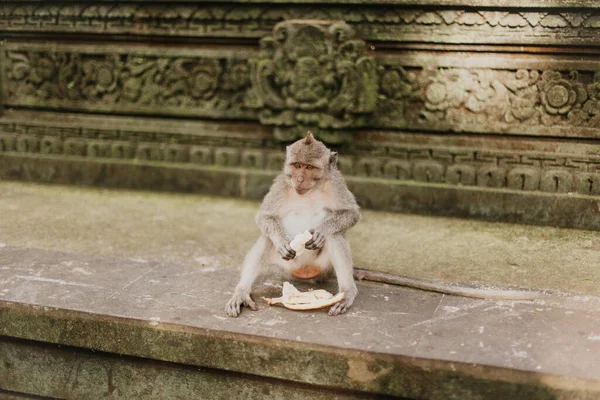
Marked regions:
[3,44,255,120]
[245,20,377,134]
[1,3,600,46]
[374,60,600,139]
[5,41,600,142]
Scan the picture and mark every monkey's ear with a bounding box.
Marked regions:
[329,151,338,168]
[304,131,314,144]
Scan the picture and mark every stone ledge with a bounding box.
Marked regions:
[6,0,599,8]
[2,153,600,230]
[1,300,598,399]
[0,242,599,399]
[0,187,599,398]
[1,337,384,400]
[3,2,600,46]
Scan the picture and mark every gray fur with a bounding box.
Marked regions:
[285,133,331,168]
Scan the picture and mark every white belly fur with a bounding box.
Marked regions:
[269,189,332,275]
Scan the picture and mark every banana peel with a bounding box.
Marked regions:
[263,282,344,311]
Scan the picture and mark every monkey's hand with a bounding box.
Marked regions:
[328,288,357,316]
[277,242,296,260]
[305,229,325,250]
[225,290,257,317]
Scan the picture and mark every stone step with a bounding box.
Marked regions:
[2,109,600,231]
[2,336,383,400]
[0,181,599,296]
[0,182,599,399]
[1,246,599,399]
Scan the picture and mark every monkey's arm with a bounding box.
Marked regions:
[306,177,360,250]
[256,214,296,260]
[255,174,296,260]
[305,208,359,250]
[316,208,360,236]
[226,236,272,317]
[256,213,286,244]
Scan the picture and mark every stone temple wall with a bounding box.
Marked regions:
[1,1,600,229]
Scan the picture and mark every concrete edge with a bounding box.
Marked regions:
[1,300,599,399]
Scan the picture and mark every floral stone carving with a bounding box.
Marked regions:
[375,65,600,132]
[4,50,252,119]
[245,20,378,132]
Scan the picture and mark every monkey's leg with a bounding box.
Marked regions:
[225,235,272,317]
[326,234,358,316]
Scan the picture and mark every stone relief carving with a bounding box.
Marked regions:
[245,20,377,132]
[375,66,600,131]
[1,3,599,45]
[395,10,600,29]
[4,50,252,118]
[6,46,600,136]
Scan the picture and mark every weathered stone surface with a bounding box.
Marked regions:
[4,152,600,230]
[3,109,600,229]
[4,42,255,120]
[1,182,599,398]
[0,242,599,399]
[2,338,383,400]
[1,0,600,398]
[0,390,44,399]
[2,180,600,296]
[6,42,600,139]
[373,57,600,137]
[3,0,596,5]
[0,153,249,197]
[1,2,600,46]
[347,178,600,230]
[245,20,377,130]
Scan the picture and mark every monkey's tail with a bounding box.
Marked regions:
[353,268,540,301]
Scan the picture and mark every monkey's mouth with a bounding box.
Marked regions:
[295,187,311,195]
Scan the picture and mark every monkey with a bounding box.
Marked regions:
[226,131,360,317]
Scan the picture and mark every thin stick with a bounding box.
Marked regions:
[353,268,539,301]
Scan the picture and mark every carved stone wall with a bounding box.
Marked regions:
[1,1,600,229]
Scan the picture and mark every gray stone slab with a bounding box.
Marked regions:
[0,247,159,308]
[1,245,599,386]
[412,295,600,378]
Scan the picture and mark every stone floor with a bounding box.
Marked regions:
[1,181,599,397]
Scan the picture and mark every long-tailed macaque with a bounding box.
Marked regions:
[226,132,360,317]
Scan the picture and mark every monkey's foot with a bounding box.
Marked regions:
[291,264,322,279]
[328,296,354,316]
[225,291,257,317]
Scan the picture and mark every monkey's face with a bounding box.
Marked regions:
[287,161,324,195]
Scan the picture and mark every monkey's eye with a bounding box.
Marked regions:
[306,165,314,170]
[293,163,302,169]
